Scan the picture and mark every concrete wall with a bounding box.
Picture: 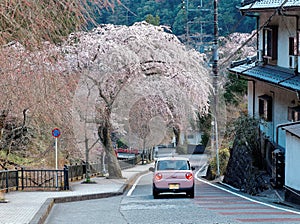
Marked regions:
[247,81,299,148]
[277,17,296,68]
[258,13,298,69]
[180,131,202,145]
[285,132,300,191]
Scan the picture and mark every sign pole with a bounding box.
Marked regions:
[52,128,61,189]
[55,137,58,170]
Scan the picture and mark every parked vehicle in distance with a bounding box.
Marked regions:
[115,148,139,160]
[149,157,195,198]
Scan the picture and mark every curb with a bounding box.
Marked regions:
[29,192,123,224]
[29,169,149,224]
[119,169,150,193]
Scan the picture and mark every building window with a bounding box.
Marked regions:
[298,30,300,55]
[187,135,194,139]
[263,26,278,60]
[288,106,300,121]
[289,37,297,56]
[289,37,298,68]
[258,95,272,122]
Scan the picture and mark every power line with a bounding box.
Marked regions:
[220,0,289,69]
[183,0,212,51]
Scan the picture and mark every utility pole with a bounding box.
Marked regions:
[212,0,220,177]
[183,0,219,177]
[183,0,211,50]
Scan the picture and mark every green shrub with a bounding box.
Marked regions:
[208,147,230,177]
[201,132,210,147]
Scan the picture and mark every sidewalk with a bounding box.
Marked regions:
[0,163,153,224]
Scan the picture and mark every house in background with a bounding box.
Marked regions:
[228,0,300,204]
[179,130,206,154]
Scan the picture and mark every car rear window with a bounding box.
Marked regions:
[157,160,190,170]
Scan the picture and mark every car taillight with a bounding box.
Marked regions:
[155,173,163,180]
[185,172,193,180]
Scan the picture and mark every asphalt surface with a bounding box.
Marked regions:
[45,170,300,224]
[1,153,300,224]
[0,163,153,224]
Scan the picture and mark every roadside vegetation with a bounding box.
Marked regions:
[205,74,248,179]
[0,0,258,182]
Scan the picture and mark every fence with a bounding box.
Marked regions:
[0,155,141,192]
[68,163,103,181]
[0,169,18,192]
[119,154,141,170]
[0,167,69,192]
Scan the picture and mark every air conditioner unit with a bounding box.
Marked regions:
[289,55,297,69]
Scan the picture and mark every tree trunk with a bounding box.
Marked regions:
[98,118,122,179]
[173,126,180,148]
[85,138,90,181]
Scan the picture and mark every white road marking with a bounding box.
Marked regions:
[195,169,300,215]
[127,166,300,215]
[127,172,151,196]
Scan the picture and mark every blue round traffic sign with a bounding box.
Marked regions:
[52,128,61,138]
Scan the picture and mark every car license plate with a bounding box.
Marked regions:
[169,184,179,189]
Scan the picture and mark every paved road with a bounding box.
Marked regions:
[196,179,300,224]
[45,164,300,224]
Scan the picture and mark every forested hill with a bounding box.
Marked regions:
[92,0,256,37]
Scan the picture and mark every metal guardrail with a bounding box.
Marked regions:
[0,167,69,192]
[68,164,85,181]
[0,154,143,192]
[68,163,103,181]
[0,169,18,192]
[20,167,69,190]
[119,154,141,170]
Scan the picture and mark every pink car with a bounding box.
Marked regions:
[150,157,195,198]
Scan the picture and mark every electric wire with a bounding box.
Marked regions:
[220,0,290,69]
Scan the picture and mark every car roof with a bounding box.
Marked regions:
[156,157,189,161]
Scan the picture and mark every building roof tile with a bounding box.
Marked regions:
[241,0,300,10]
[228,63,300,91]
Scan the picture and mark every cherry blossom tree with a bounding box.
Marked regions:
[128,95,173,150]
[69,22,211,178]
[113,74,195,150]
[0,0,256,173]
[0,41,79,168]
[0,0,118,168]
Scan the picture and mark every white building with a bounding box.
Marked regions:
[228,0,300,204]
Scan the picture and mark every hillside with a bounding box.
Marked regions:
[93,0,256,37]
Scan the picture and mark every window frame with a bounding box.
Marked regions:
[297,30,300,56]
[263,26,278,60]
[288,106,300,122]
[258,95,273,122]
[289,37,297,56]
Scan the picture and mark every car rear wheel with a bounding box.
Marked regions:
[187,186,194,198]
[188,191,194,198]
[153,188,159,199]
